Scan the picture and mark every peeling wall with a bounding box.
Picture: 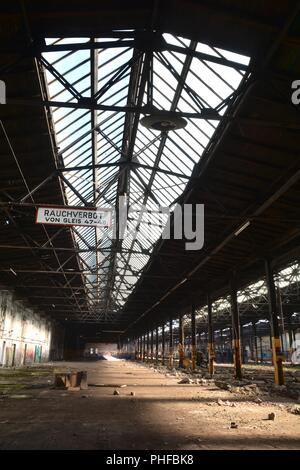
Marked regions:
[0,290,63,367]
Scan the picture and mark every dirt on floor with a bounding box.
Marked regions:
[0,359,299,450]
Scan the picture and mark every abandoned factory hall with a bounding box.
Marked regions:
[0,0,300,455]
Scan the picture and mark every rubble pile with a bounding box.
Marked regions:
[141,360,300,401]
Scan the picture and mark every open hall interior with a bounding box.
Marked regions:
[0,0,300,451]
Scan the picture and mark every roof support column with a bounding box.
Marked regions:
[220,328,224,363]
[142,334,146,362]
[240,324,245,363]
[139,336,143,360]
[259,336,264,363]
[150,330,154,362]
[168,317,174,369]
[134,337,138,360]
[287,314,294,361]
[161,323,165,366]
[230,276,242,379]
[178,315,185,368]
[207,293,215,375]
[252,322,258,364]
[146,330,150,362]
[191,304,196,371]
[265,259,284,385]
[155,327,159,364]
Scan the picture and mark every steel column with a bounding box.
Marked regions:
[150,330,154,362]
[142,334,146,362]
[178,315,185,368]
[207,293,214,375]
[161,324,165,366]
[169,317,174,369]
[220,328,224,363]
[139,337,142,360]
[155,327,159,364]
[252,322,258,363]
[134,337,138,360]
[259,336,264,363]
[146,331,150,362]
[287,315,294,361]
[230,277,242,379]
[240,324,245,363]
[191,304,197,370]
[265,259,284,385]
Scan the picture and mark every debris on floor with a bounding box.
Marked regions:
[290,405,300,415]
[0,360,300,450]
[178,377,194,384]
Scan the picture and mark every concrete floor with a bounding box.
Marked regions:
[0,359,299,450]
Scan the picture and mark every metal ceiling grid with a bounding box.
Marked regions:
[40,31,249,323]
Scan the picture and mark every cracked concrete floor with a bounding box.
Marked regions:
[0,359,299,450]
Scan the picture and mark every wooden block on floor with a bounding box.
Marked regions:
[54,371,88,390]
[54,373,71,389]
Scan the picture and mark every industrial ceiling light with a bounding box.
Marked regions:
[234,220,250,236]
[140,113,187,131]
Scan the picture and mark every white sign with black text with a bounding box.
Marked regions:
[36,206,111,227]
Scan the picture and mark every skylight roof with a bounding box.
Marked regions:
[42,31,250,322]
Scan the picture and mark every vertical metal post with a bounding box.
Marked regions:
[280,332,285,361]
[269,333,273,363]
[207,293,214,375]
[146,330,150,362]
[140,336,143,360]
[169,317,174,369]
[252,322,258,363]
[220,328,224,363]
[178,315,185,368]
[287,315,294,361]
[240,324,245,363]
[143,334,146,361]
[230,276,242,379]
[161,324,165,365]
[265,259,284,385]
[191,304,197,370]
[155,327,159,364]
[150,330,154,362]
[259,336,264,363]
[134,337,137,360]
[197,331,201,355]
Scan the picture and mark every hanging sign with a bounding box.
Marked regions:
[36,206,111,227]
